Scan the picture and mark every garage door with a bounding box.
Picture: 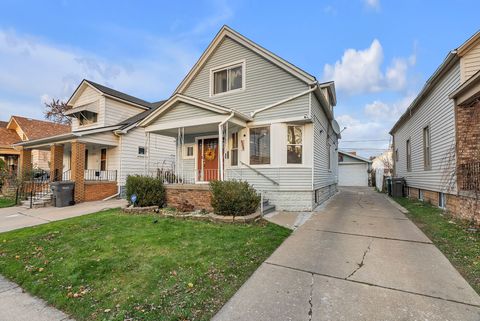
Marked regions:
[338,163,368,186]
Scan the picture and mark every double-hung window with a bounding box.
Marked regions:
[423,126,431,169]
[287,125,303,164]
[212,62,244,95]
[250,126,270,165]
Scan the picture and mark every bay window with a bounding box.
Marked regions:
[287,125,303,164]
[250,126,270,165]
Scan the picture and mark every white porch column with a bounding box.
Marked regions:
[219,123,224,181]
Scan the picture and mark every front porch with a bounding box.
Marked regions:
[17,138,119,205]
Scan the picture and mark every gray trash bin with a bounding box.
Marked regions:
[51,181,75,207]
[392,178,405,198]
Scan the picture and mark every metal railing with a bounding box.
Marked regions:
[239,161,280,186]
[84,169,117,182]
[16,170,51,208]
[62,170,71,181]
[459,162,480,191]
[147,169,220,184]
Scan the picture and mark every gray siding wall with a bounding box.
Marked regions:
[156,102,218,123]
[253,94,310,122]
[104,97,145,127]
[119,128,176,186]
[311,93,338,190]
[393,62,460,193]
[182,36,310,116]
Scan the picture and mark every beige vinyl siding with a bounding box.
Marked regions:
[118,128,175,186]
[393,62,460,193]
[461,41,480,81]
[104,97,146,127]
[311,93,338,190]
[155,102,219,123]
[182,36,309,116]
[71,86,106,131]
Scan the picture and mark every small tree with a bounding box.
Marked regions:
[44,99,72,124]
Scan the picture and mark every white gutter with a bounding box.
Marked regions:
[250,85,318,117]
[219,112,235,181]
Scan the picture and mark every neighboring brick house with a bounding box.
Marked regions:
[390,31,480,223]
[0,116,70,173]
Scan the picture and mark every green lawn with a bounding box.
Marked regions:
[0,209,290,321]
[0,197,15,208]
[394,197,480,294]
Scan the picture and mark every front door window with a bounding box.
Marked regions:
[100,148,107,171]
[197,138,218,181]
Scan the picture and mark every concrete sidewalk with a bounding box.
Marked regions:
[0,199,127,233]
[0,276,73,321]
[214,187,480,321]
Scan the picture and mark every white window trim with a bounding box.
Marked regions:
[286,124,304,165]
[248,125,271,167]
[183,143,195,160]
[209,59,246,97]
[230,132,239,167]
[138,146,146,157]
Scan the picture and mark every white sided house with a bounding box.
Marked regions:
[390,31,480,222]
[16,80,175,204]
[139,26,340,211]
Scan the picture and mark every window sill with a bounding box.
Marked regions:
[210,88,245,98]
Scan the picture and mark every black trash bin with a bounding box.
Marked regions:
[392,178,406,198]
[51,181,75,207]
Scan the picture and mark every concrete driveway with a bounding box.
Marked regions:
[0,199,127,233]
[214,187,480,321]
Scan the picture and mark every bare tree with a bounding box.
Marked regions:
[44,99,72,124]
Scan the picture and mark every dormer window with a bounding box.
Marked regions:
[211,61,245,96]
[78,111,97,126]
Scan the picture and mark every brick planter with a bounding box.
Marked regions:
[84,182,117,201]
[165,184,213,211]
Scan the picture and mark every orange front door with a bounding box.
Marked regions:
[197,138,219,181]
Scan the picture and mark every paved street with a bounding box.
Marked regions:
[214,187,480,321]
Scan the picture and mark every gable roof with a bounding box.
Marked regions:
[115,100,168,133]
[457,30,480,56]
[174,25,317,94]
[139,93,252,127]
[0,121,8,128]
[0,127,21,147]
[7,116,71,141]
[67,79,152,110]
[338,151,372,163]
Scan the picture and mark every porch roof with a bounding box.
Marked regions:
[139,93,252,127]
[13,127,119,150]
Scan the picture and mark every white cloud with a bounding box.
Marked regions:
[335,94,417,158]
[364,94,415,121]
[364,0,380,10]
[323,39,416,95]
[0,29,200,119]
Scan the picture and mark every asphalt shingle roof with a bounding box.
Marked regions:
[11,116,71,140]
[85,80,154,109]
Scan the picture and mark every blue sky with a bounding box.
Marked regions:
[0,0,478,157]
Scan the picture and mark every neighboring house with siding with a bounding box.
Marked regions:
[16,79,175,204]
[390,31,480,223]
[139,25,340,211]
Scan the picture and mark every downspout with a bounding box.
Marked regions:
[113,131,123,197]
[219,112,235,181]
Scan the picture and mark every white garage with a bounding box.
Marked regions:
[338,151,371,187]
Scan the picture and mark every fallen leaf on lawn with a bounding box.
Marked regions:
[188,282,194,288]
[15,255,20,260]
[67,292,74,298]
[104,309,111,313]
[38,267,44,272]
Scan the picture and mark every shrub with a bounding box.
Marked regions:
[126,175,165,207]
[210,180,260,216]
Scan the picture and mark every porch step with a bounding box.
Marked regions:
[21,193,53,208]
[262,199,276,215]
